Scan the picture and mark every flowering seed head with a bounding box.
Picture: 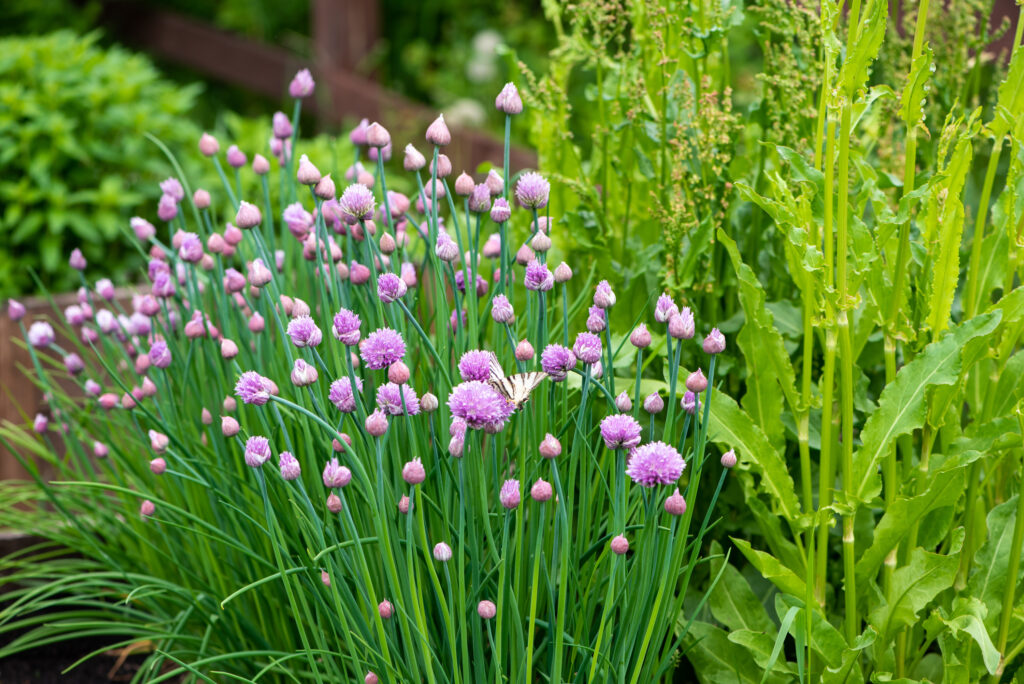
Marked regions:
[600,414,642,450]
[329,376,363,413]
[235,371,274,405]
[655,294,678,323]
[149,340,171,368]
[291,359,319,386]
[339,184,376,222]
[322,458,352,488]
[376,382,420,415]
[448,381,514,429]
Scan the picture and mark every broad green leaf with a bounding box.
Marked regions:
[731,538,807,598]
[708,392,804,523]
[854,462,969,584]
[849,312,1001,504]
[708,542,776,634]
[718,228,801,452]
[966,497,1020,625]
[775,594,847,668]
[727,630,791,672]
[821,627,874,684]
[867,548,959,642]
[683,621,769,684]
[940,597,1001,675]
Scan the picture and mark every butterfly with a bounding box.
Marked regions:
[487,353,547,409]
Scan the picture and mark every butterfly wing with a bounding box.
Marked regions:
[501,372,547,408]
[488,353,505,382]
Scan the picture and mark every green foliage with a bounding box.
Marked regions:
[0,31,201,297]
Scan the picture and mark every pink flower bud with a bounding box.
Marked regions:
[721,449,737,468]
[431,154,452,178]
[253,154,271,175]
[539,433,561,458]
[630,324,652,349]
[703,328,726,354]
[149,430,169,453]
[421,392,439,412]
[664,488,687,516]
[685,369,708,393]
[199,132,219,156]
[433,542,452,562]
[515,339,535,361]
[425,114,452,146]
[402,458,426,485]
[485,169,504,196]
[297,154,322,185]
[378,600,393,619]
[643,392,664,415]
[388,361,410,385]
[454,172,474,197]
[235,201,262,229]
[140,500,155,517]
[326,493,343,513]
[150,457,167,474]
[121,393,136,410]
[7,299,26,321]
[226,145,247,168]
[201,408,213,425]
[553,262,572,283]
[99,393,119,410]
[365,122,390,148]
[478,600,497,619]
[495,82,523,114]
[398,495,411,514]
[610,535,629,555]
[315,174,336,200]
[365,409,388,437]
[222,416,240,437]
[530,478,553,502]
[615,392,632,413]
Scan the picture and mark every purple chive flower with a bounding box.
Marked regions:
[626,442,686,487]
[289,68,315,98]
[594,280,616,308]
[291,359,319,386]
[286,315,323,348]
[402,458,426,484]
[448,381,515,429]
[360,328,406,369]
[157,194,178,222]
[655,293,678,323]
[322,458,352,488]
[33,413,48,433]
[376,382,421,416]
[669,307,695,339]
[63,353,84,375]
[235,371,274,405]
[377,273,408,303]
[600,414,643,450]
[586,305,606,333]
[283,202,314,238]
[160,178,184,202]
[28,322,55,348]
[524,260,554,291]
[131,217,156,241]
[454,269,488,296]
[703,328,726,354]
[244,436,272,468]
[515,172,550,209]
[682,391,701,415]
[540,344,576,382]
[573,332,603,365]
[332,308,362,345]
[435,232,459,262]
[279,452,301,480]
[329,377,363,413]
[339,184,376,222]
[272,111,293,139]
[500,479,521,509]
[459,350,496,382]
[178,233,203,263]
[226,145,247,168]
[469,183,492,213]
[433,542,453,562]
[95,279,115,300]
[491,295,515,324]
[8,299,26,321]
[490,198,511,223]
[495,82,523,114]
[149,340,171,369]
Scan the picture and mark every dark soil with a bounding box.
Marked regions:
[0,636,151,683]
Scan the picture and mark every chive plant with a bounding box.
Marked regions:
[0,74,734,682]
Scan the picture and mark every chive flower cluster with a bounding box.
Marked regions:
[7,75,734,683]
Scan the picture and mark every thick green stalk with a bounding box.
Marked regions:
[991,408,1024,682]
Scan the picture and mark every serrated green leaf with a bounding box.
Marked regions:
[731,538,807,598]
[850,312,1001,504]
[867,548,958,642]
[966,497,1020,625]
[839,0,887,95]
[941,598,1001,675]
[899,44,934,126]
[708,392,804,522]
